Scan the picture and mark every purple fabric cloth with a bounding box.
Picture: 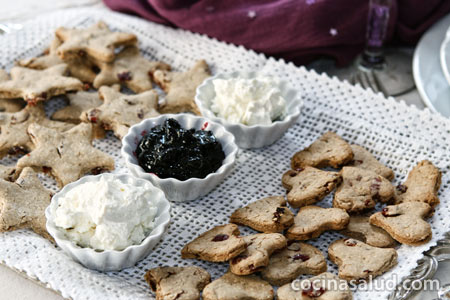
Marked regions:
[103,0,450,66]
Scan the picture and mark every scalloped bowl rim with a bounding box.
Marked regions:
[45,173,171,256]
[195,71,303,129]
[121,113,238,185]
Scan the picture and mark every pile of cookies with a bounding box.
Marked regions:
[0,21,211,239]
[145,132,441,299]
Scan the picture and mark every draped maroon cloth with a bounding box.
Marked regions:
[103,0,450,66]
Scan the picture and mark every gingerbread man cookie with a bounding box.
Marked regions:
[229,233,286,275]
[261,242,327,286]
[370,202,432,246]
[395,160,441,208]
[181,224,247,262]
[291,132,353,169]
[282,167,341,208]
[328,238,397,281]
[230,196,294,233]
[333,167,395,213]
[145,266,211,300]
[286,206,349,241]
[202,272,273,300]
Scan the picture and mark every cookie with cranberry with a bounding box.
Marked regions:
[0,64,82,104]
[152,59,210,115]
[291,132,353,169]
[230,196,294,233]
[229,233,286,275]
[92,46,170,93]
[55,21,137,63]
[369,202,432,246]
[348,144,394,180]
[333,167,395,213]
[145,266,210,300]
[277,272,353,300]
[341,215,396,248]
[282,167,341,208]
[18,37,97,83]
[328,238,397,281]
[261,242,327,286]
[181,224,247,262]
[202,272,273,300]
[395,160,441,208]
[286,206,349,241]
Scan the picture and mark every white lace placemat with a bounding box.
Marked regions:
[0,8,449,300]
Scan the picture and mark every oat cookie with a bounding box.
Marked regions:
[261,242,327,286]
[0,70,25,112]
[81,86,159,139]
[395,160,441,208]
[0,167,52,239]
[55,21,137,63]
[181,224,247,262]
[16,123,115,187]
[145,266,210,300]
[229,196,294,233]
[370,202,432,246]
[18,37,97,83]
[0,64,83,103]
[93,46,171,92]
[202,271,273,300]
[286,206,349,241]
[291,132,353,169]
[349,144,394,180]
[333,167,395,213]
[277,272,353,300]
[282,167,341,208]
[341,216,395,248]
[152,59,210,114]
[328,238,397,281]
[0,104,74,158]
[229,233,286,275]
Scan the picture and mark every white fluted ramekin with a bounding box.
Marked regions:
[195,71,303,149]
[121,114,238,202]
[45,173,171,272]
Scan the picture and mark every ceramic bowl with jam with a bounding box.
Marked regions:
[121,114,238,202]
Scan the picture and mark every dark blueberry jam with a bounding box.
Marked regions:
[135,118,225,181]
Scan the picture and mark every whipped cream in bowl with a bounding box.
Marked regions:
[195,71,303,148]
[46,173,170,271]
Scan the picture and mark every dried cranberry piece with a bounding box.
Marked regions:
[140,130,148,136]
[88,109,100,123]
[370,183,380,191]
[356,175,362,181]
[302,286,326,298]
[201,122,209,130]
[396,184,407,193]
[40,92,47,99]
[117,71,132,81]
[365,199,372,206]
[292,254,310,262]
[374,177,382,182]
[364,269,372,273]
[295,167,304,172]
[212,234,229,242]
[273,207,285,223]
[344,238,357,246]
[231,255,247,264]
[82,83,91,91]
[42,166,51,173]
[382,207,389,216]
[137,109,144,119]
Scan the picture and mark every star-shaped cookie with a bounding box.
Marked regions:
[81,86,160,139]
[18,37,97,83]
[16,122,115,187]
[0,69,25,112]
[93,46,171,92]
[55,21,137,63]
[0,167,52,239]
[0,103,74,158]
[0,64,83,103]
[152,59,210,114]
